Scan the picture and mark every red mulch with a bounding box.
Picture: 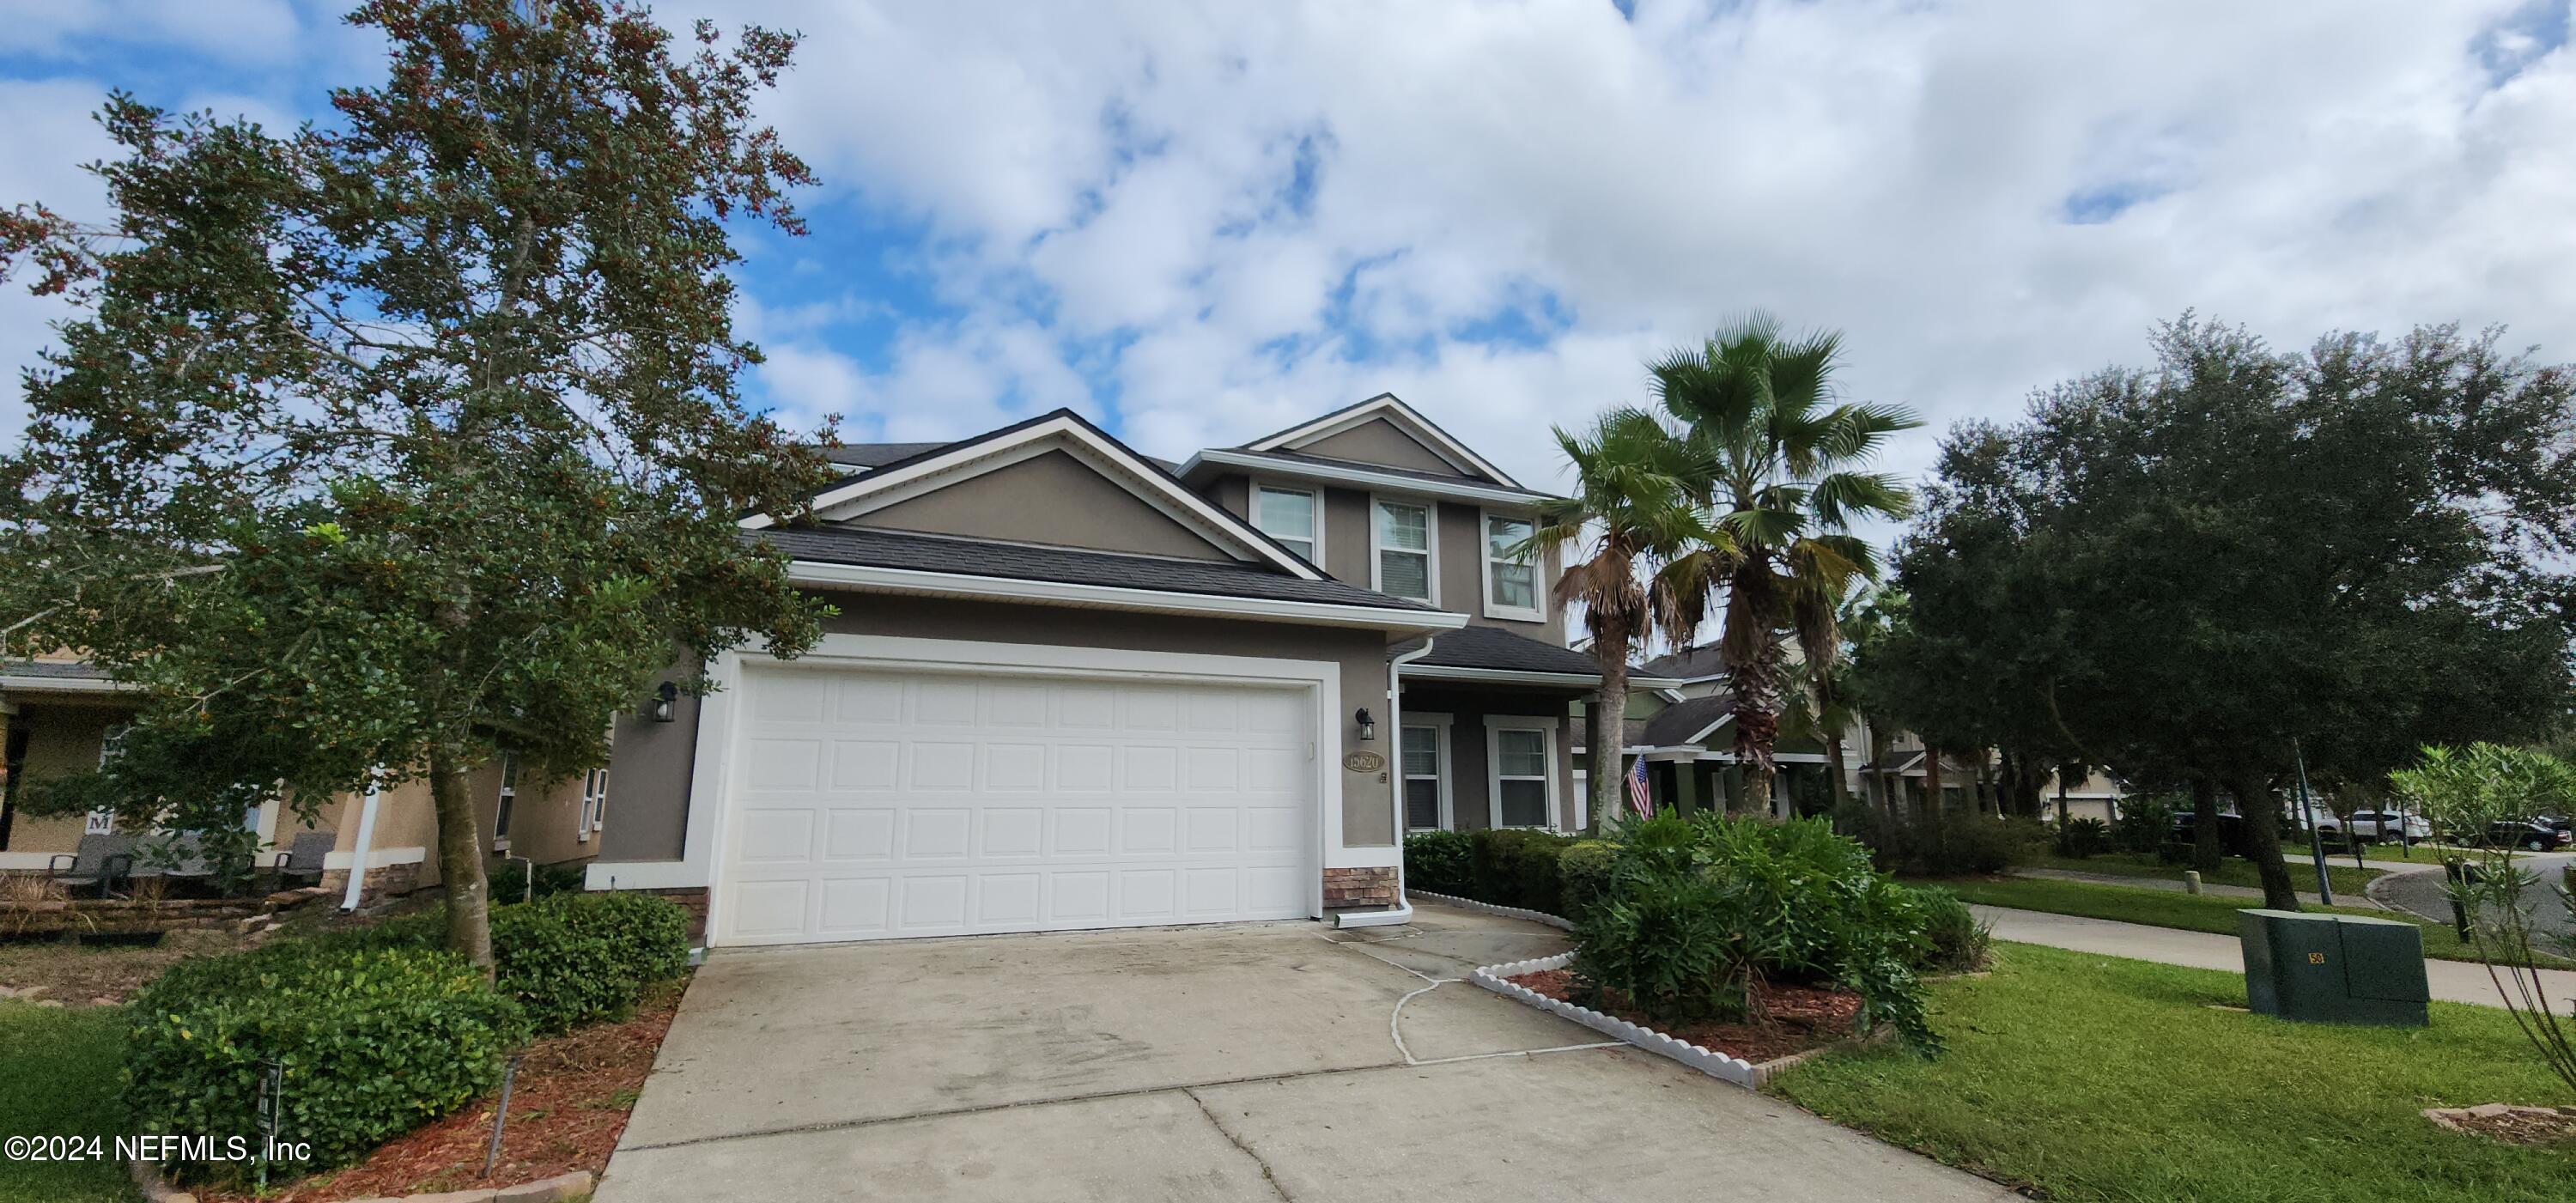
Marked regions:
[200,978,686,1203]
[1505,969,1862,1065]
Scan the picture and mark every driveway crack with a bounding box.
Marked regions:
[1183,1086,1296,1202]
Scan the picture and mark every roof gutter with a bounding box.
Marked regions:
[1398,664,1684,690]
[0,675,131,695]
[786,560,1469,635]
[1343,637,1439,931]
[1179,449,1564,507]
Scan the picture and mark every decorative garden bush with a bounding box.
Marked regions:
[1571,814,1943,1055]
[2054,817,2111,858]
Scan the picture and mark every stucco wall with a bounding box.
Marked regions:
[599,592,1402,865]
[0,702,124,854]
[1297,418,1469,477]
[1212,479,1562,643]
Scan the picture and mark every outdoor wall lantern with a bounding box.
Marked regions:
[650,681,679,723]
[1354,707,1377,741]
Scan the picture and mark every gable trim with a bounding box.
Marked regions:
[1242,394,1524,489]
[785,559,1467,634]
[1183,450,1551,507]
[749,410,1322,582]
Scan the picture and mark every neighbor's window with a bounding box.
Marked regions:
[493,752,518,846]
[1485,514,1539,618]
[1254,485,1319,561]
[1402,725,1444,831]
[1376,500,1432,601]
[1493,727,1552,829]
[577,767,610,841]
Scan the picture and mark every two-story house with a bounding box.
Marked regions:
[582,394,1651,948]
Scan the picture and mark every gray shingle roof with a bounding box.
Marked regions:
[819,441,953,470]
[1638,693,1734,747]
[1413,624,1600,677]
[0,659,110,681]
[756,526,1438,612]
[1637,646,1727,680]
[1874,749,1928,775]
[1215,447,1557,499]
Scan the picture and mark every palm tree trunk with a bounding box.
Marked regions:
[428,750,496,975]
[2228,770,2301,910]
[1584,613,1634,835]
[1824,727,1850,811]
[1728,640,1785,817]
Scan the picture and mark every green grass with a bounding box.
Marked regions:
[0,1002,138,1203]
[1924,874,2568,967]
[2032,851,2385,896]
[1771,942,2576,1202]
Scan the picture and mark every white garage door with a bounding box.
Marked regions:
[715,664,1318,945]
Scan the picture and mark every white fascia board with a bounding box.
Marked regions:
[0,675,131,694]
[749,415,1323,582]
[1183,449,1557,508]
[1400,664,1600,688]
[1243,396,1526,489]
[787,560,1468,635]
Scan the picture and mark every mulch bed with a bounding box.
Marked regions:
[2424,1103,2576,1147]
[201,978,686,1203]
[1504,968,1863,1065]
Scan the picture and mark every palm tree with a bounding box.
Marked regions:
[1651,315,1920,816]
[1530,408,1728,835]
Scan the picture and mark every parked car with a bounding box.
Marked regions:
[2170,811,2251,857]
[2307,809,2431,847]
[2475,819,2573,853]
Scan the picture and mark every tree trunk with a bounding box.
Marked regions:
[1587,647,1630,836]
[2055,763,2071,826]
[428,750,496,974]
[2190,776,2223,874]
[1923,746,1947,851]
[1729,641,1784,817]
[1824,727,1850,812]
[2228,770,2301,910]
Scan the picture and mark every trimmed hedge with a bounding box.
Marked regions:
[1402,828,1591,915]
[1402,830,1474,896]
[125,945,525,1183]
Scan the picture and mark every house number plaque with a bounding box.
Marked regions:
[1343,750,1387,774]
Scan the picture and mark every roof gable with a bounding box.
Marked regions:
[1241,394,1522,489]
[842,449,1234,562]
[751,410,1321,581]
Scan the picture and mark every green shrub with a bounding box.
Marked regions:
[1571,866,1771,1024]
[1578,814,1942,1054]
[2111,793,2178,854]
[556,890,691,984]
[1403,830,1474,896]
[2055,817,2111,858]
[490,899,641,1035]
[1833,804,2038,877]
[125,945,525,1183]
[1468,828,1578,914]
[1908,885,1992,974]
[487,858,589,904]
[1556,840,1618,917]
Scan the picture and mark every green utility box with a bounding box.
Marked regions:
[2238,909,2430,1027]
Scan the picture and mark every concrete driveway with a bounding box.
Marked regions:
[596,902,2014,1203]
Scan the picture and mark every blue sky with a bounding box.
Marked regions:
[3,0,2573,498]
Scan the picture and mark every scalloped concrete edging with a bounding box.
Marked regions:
[1469,952,1771,1087]
[1405,890,1576,931]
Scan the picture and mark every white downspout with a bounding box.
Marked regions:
[339,773,383,912]
[1340,637,1437,930]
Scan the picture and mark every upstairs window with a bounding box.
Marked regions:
[1485,513,1540,621]
[1253,485,1320,562]
[577,767,609,842]
[1374,499,1434,603]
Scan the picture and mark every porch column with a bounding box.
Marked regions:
[1672,759,1700,817]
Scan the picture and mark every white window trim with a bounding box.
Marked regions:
[1369,494,1440,605]
[576,766,609,843]
[1479,507,1544,623]
[1483,715,1561,831]
[1250,479,1324,567]
[492,752,518,852]
[1400,712,1455,833]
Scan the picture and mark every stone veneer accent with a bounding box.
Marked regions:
[1321,866,1399,909]
[318,861,421,906]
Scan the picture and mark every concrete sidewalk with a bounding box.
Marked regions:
[2008,866,2340,908]
[1972,904,2576,1010]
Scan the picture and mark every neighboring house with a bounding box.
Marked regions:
[0,654,604,899]
[581,394,1672,948]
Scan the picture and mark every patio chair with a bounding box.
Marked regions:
[267,829,335,888]
[136,831,220,892]
[44,832,137,897]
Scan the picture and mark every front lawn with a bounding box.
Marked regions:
[0,1001,138,1203]
[1923,875,2567,967]
[1771,942,2576,1202]
[2030,851,2385,896]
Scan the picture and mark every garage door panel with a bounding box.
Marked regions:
[718,665,1318,945]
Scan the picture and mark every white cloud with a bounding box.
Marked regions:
[0,0,304,67]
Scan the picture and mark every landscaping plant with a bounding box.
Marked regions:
[1401,830,1474,896]
[1906,885,1992,975]
[2110,793,2178,854]
[2390,743,2576,1093]
[2053,817,2110,859]
[0,0,835,972]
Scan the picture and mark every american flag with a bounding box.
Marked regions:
[1626,756,1655,818]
